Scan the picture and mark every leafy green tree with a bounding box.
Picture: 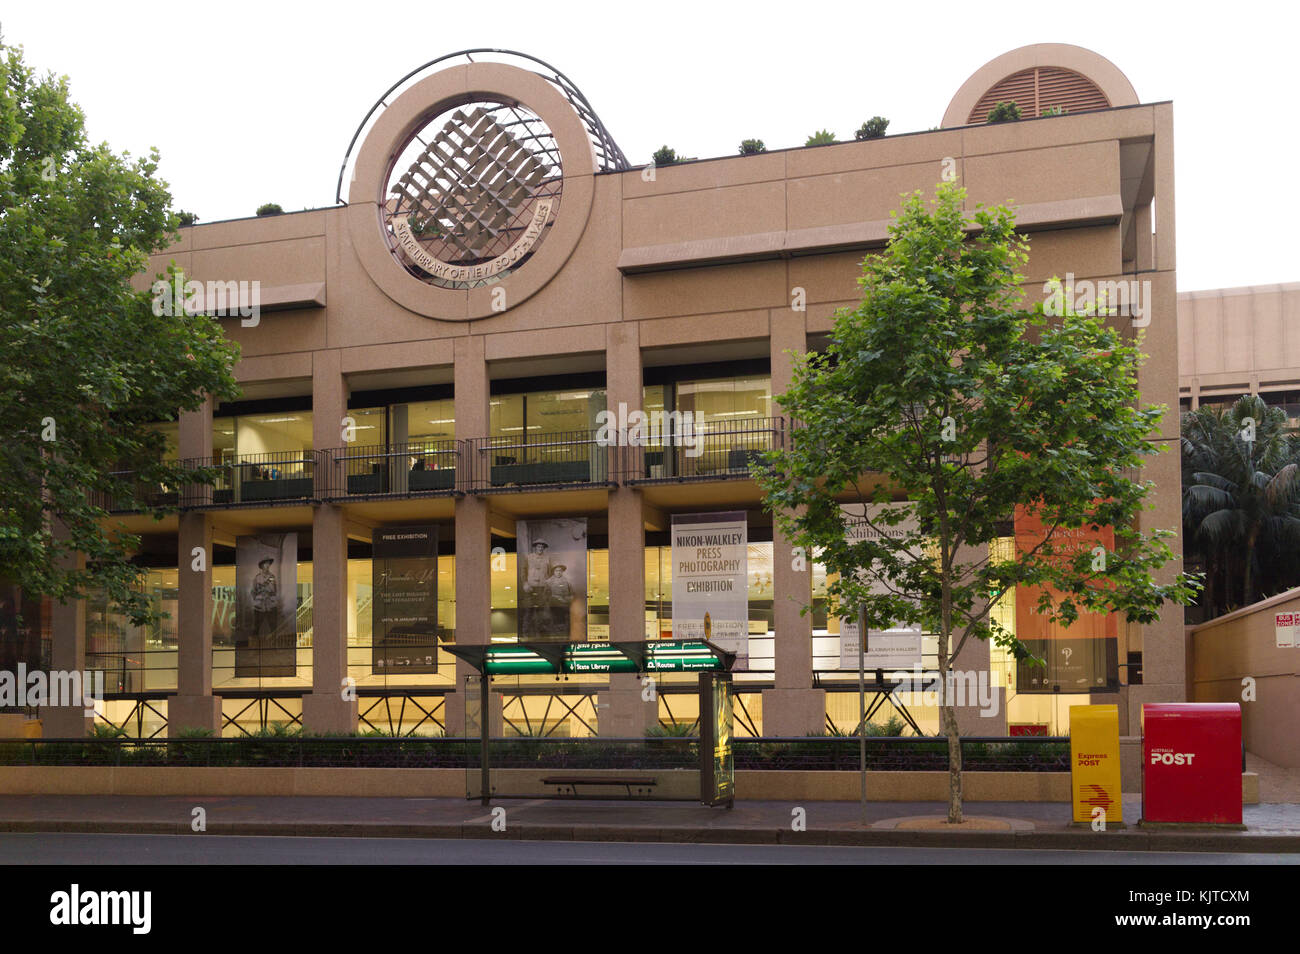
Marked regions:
[738,139,766,156]
[805,129,836,146]
[255,202,283,216]
[1182,396,1300,613]
[985,101,1021,123]
[0,37,239,626]
[855,117,889,140]
[757,182,1198,823]
[651,146,678,166]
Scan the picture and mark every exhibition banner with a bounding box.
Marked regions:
[372,525,439,673]
[839,503,923,670]
[235,533,298,677]
[671,511,748,670]
[517,518,587,641]
[1013,506,1119,690]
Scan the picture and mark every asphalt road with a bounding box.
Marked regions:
[1,833,1296,865]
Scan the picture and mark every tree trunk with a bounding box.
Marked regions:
[1243,527,1259,607]
[937,628,963,823]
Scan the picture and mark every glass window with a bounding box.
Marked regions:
[676,376,771,430]
[348,407,386,446]
[213,412,314,460]
[87,569,179,693]
[491,390,605,439]
[145,421,180,462]
[403,399,455,442]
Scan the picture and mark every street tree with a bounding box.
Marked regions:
[0,37,240,627]
[758,181,1199,823]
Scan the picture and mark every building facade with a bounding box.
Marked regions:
[1179,282,1300,420]
[38,44,1180,740]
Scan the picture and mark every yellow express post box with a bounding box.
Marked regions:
[1070,704,1122,825]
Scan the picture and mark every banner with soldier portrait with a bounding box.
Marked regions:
[235,533,298,677]
[516,518,587,641]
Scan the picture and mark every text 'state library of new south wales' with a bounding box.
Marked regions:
[27,44,1183,741]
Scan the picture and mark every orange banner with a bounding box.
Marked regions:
[1013,506,1116,640]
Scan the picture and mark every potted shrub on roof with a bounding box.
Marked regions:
[256,202,284,216]
[804,129,836,146]
[738,138,766,156]
[985,101,1021,123]
[855,117,889,140]
[651,145,679,165]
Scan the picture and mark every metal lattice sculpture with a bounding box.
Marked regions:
[390,108,552,259]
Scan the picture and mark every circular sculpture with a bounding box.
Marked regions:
[345,56,622,321]
[383,100,563,289]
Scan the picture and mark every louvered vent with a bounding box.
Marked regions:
[967,66,1110,123]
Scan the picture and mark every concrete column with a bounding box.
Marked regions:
[946,539,1006,735]
[1126,265,1185,734]
[45,524,90,737]
[1135,202,1154,273]
[598,324,654,735]
[169,511,221,735]
[167,398,220,734]
[762,308,823,735]
[447,335,492,735]
[303,350,356,733]
[303,505,355,733]
[598,674,657,736]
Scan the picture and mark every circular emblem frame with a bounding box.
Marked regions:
[347,62,595,321]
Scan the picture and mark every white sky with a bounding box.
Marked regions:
[3,0,1297,292]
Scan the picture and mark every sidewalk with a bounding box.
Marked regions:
[2,794,1297,852]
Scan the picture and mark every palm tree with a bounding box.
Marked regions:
[1182,395,1300,614]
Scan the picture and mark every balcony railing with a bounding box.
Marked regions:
[92,420,792,513]
[318,439,460,500]
[91,472,183,514]
[619,416,785,484]
[466,428,612,491]
[179,451,320,508]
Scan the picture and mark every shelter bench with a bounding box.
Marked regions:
[540,775,658,798]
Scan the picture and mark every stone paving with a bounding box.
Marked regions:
[0,792,1295,850]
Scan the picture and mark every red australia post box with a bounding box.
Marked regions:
[1142,703,1242,825]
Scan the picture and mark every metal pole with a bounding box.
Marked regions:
[858,603,867,827]
[479,672,490,807]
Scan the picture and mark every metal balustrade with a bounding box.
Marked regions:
[90,471,182,514]
[90,420,794,513]
[465,428,612,491]
[317,439,461,499]
[618,416,785,484]
[179,451,320,508]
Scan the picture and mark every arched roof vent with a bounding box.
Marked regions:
[942,44,1139,128]
[966,66,1109,123]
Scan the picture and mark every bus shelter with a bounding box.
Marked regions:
[446,639,735,808]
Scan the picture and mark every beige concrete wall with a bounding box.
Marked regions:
[1190,589,1300,767]
[1179,283,1300,401]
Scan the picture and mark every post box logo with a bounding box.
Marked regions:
[383,103,561,289]
[1080,783,1114,813]
[1150,749,1196,765]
